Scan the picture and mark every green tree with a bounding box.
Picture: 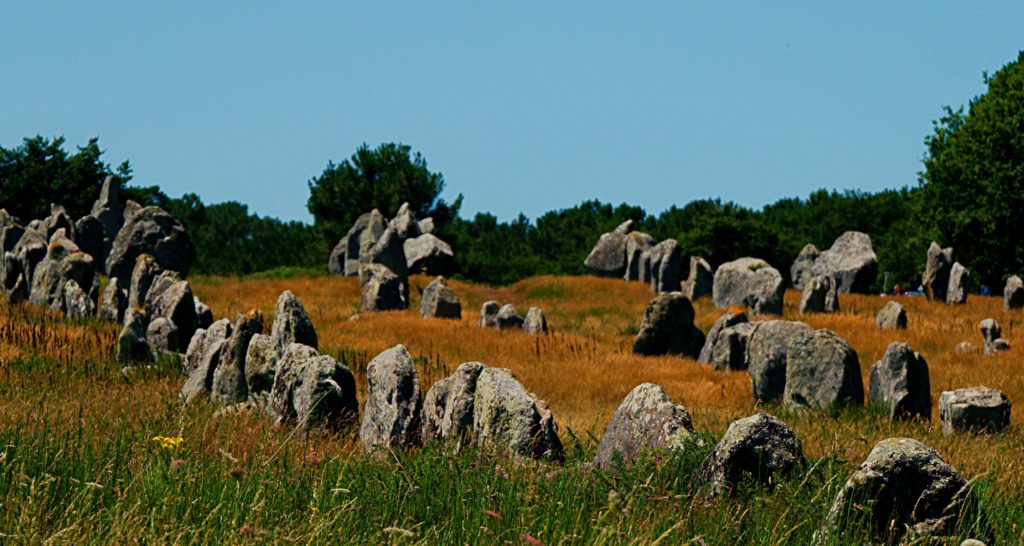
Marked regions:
[307,142,460,245]
[917,51,1024,288]
[0,136,131,221]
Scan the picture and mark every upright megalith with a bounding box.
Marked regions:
[790,243,820,290]
[360,345,423,451]
[472,367,564,462]
[938,387,1011,435]
[478,300,500,328]
[98,277,128,323]
[649,239,683,293]
[145,273,197,352]
[747,320,812,403]
[496,304,524,330]
[947,262,970,304]
[268,343,359,431]
[106,206,195,280]
[360,263,407,312]
[697,308,748,364]
[272,290,318,352]
[211,311,263,405]
[29,229,95,309]
[709,322,755,371]
[922,242,954,302]
[695,413,805,497]
[623,231,655,281]
[684,256,713,300]
[128,253,161,309]
[783,329,864,410]
[632,292,704,359]
[712,257,784,315]
[419,276,462,319]
[875,300,907,330]
[244,334,278,395]
[420,361,485,446]
[594,383,696,468]
[90,176,124,260]
[522,307,548,335]
[584,230,629,278]
[979,318,1009,354]
[868,342,931,421]
[117,308,153,363]
[799,274,839,314]
[810,231,878,293]
[1004,276,1024,310]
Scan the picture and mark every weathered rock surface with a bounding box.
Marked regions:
[211,311,263,405]
[268,343,358,431]
[388,202,421,240]
[117,308,153,363]
[697,309,748,364]
[268,290,317,352]
[875,300,907,330]
[784,329,864,410]
[522,307,548,334]
[478,300,500,328]
[684,256,713,300]
[710,322,755,371]
[496,304,524,330]
[98,277,128,322]
[360,263,407,312]
[420,361,485,446]
[947,262,969,304]
[360,345,422,451]
[128,253,161,309]
[923,242,954,302]
[194,298,213,329]
[473,367,564,462]
[1004,276,1024,310]
[244,334,278,395]
[404,233,455,276]
[145,317,179,353]
[89,176,124,261]
[594,383,695,468]
[73,215,105,266]
[60,279,94,319]
[650,239,683,293]
[632,292,704,358]
[979,318,1007,355]
[747,320,812,403]
[939,387,1011,435]
[799,274,839,314]
[29,230,94,308]
[623,231,655,281]
[145,274,197,352]
[809,231,877,293]
[584,231,629,278]
[360,228,409,285]
[419,276,461,319]
[869,342,931,421]
[695,413,804,497]
[181,321,231,403]
[790,244,820,290]
[712,257,784,315]
[106,206,195,280]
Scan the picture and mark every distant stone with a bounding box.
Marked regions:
[128,253,161,309]
[73,215,105,265]
[211,311,263,405]
[145,275,197,352]
[799,274,839,314]
[868,342,931,421]
[650,239,683,293]
[90,175,124,260]
[922,242,954,302]
[623,231,655,281]
[146,317,179,353]
[633,292,704,358]
[747,320,813,403]
[684,256,713,300]
[98,277,128,322]
[478,300,500,328]
[946,262,969,304]
[328,236,347,275]
[1004,276,1024,310]
[268,343,359,431]
[472,367,564,461]
[979,318,1007,354]
[790,244,820,290]
[594,383,696,468]
[584,231,629,278]
[613,219,634,234]
[784,329,864,410]
[117,308,153,363]
[61,279,95,319]
[106,205,195,280]
[337,211,380,276]
[404,233,456,276]
[695,413,804,497]
[420,361,485,446]
[271,290,318,352]
[418,217,434,235]
[522,307,548,334]
[419,276,461,319]
[712,257,784,315]
[194,297,213,329]
[360,228,409,287]
[939,387,1011,435]
[360,263,407,312]
[955,341,978,354]
[710,322,755,371]
[360,344,422,451]
[697,308,748,364]
[875,300,907,330]
[29,229,94,308]
[388,202,421,240]
[496,304,524,330]
[637,248,653,284]
[810,231,878,293]
[244,334,278,395]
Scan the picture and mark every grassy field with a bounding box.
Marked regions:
[1,273,1023,544]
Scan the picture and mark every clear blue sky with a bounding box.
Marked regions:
[2,3,1021,223]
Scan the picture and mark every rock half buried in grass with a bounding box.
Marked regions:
[632,292,704,359]
[694,412,804,497]
[269,343,358,432]
[697,308,748,364]
[875,300,907,330]
[868,342,931,421]
[522,307,548,335]
[473,367,564,462]
[360,344,423,451]
[419,276,461,319]
[783,329,864,410]
[420,361,486,447]
[594,383,696,468]
[938,387,1011,435]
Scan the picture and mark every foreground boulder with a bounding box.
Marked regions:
[268,343,359,431]
[1004,276,1024,310]
[875,300,907,330]
[697,308,748,364]
[783,329,864,410]
[522,307,548,334]
[790,243,820,290]
[420,361,485,446]
[632,292,704,358]
[746,320,812,403]
[938,387,1011,435]
[712,257,783,315]
[922,242,954,302]
[404,233,456,276]
[798,274,839,314]
[947,262,969,304]
[473,367,564,462]
[810,231,878,293]
[813,438,986,545]
[360,345,422,451]
[695,413,804,497]
[244,334,278,395]
[684,256,713,300]
[584,229,629,278]
[419,276,461,319]
[594,383,696,468]
[868,342,931,421]
[106,206,195,280]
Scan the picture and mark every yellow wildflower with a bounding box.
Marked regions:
[151,435,184,449]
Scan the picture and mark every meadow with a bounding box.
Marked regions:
[1,273,1022,544]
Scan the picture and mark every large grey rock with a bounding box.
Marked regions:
[784,329,864,410]
[947,262,969,304]
[404,233,455,276]
[117,308,153,363]
[712,257,784,315]
[271,290,318,352]
[388,202,421,240]
[623,231,655,281]
[790,244,820,290]
[813,438,981,546]
[496,304,524,330]
[10,227,47,292]
[419,276,461,319]
[105,206,195,280]
[336,211,380,276]
[244,334,278,395]
[810,231,878,293]
[421,362,486,445]
[594,383,695,468]
[650,239,683,293]
[938,387,1011,435]
[357,209,388,256]
[360,228,409,289]
[211,311,263,405]
[128,253,161,309]
[478,300,500,328]
[43,205,74,241]
[328,235,347,275]
[799,274,839,314]
[923,242,954,302]
[632,292,704,358]
[269,343,359,431]
[60,279,94,320]
[472,367,564,462]
[29,230,94,308]
[359,263,407,312]
[584,231,629,278]
[98,277,128,322]
[1004,276,1024,310]
[89,176,124,261]
[145,275,197,352]
[418,217,434,235]
[73,215,105,266]
[183,319,231,377]
[695,413,804,497]
[868,342,931,421]
[145,317,179,353]
[710,322,755,371]
[697,309,748,364]
[875,300,907,330]
[360,344,422,451]
[747,320,813,403]
[637,248,654,284]
[522,307,548,335]
[684,256,713,300]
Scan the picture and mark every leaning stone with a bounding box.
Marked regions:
[98,277,128,322]
[106,205,195,280]
[211,311,263,405]
[478,300,500,328]
[710,322,755,371]
[947,262,969,304]
[404,233,455,276]
[697,308,748,364]
[923,242,954,302]
[388,202,421,240]
[747,321,813,403]
[420,361,485,447]
[128,253,161,309]
[875,300,907,330]
[790,244,820,290]
[868,342,931,421]
[939,387,1011,435]
[684,256,713,300]
[695,413,804,497]
[799,274,839,314]
[269,343,359,431]
[29,229,94,308]
[146,317,179,353]
[272,290,318,352]
[244,334,278,395]
[472,367,564,462]
[117,308,153,363]
[1004,276,1024,310]
[360,344,422,451]
[783,329,864,410]
[632,292,704,358]
[522,307,548,334]
[810,231,878,294]
[360,264,407,312]
[419,276,461,319]
[584,231,629,278]
[594,383,695,468]
[496,304,524,330]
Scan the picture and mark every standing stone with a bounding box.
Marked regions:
[404,233,456,276]
[6,271,27,304]
[98,277,128,322]
[420,375,452,444]
[359,263,407,312]
[799,274,839,314]
[105,206,195,280]
[244,334,278,395]
[184,319,232,377]
[697,308,748,364]
[979,318,1005,354]
[684,256,713,300]
[11,225,47,290]
[61,280,95,319]
[328,235,347,275]
[710,322,755,371]
[638,248,653,284]
[594,383,696,468]
[146,317,179,353]
[337,212,372,276]
[522,307,548,335]
[194,297,213,329]
[868,342,931,421]
[712,257,784,315]
[29,230,94,308]
[357,209,388,256]
[146,276,197,352]
[875,300,907,330]
[747,321,813,403]
[790,244,820,290]
[938,387,1011,435]
[73,215,105,266]
[813,438,982,546]
[810,231,878,293]
[922,242,954,302]
[360,344,422,451]
[583,231,629,278]
[359,228,409,287]
[623,232,655,281]
[947,262,969,304]
[117,308,153,363]
[420,361,485,446]
[695,413,805,497]
[783,329,864,410]
[268,343,359,430]
[650,239,684,293]
[496,304,524,330]
[90,175,124,261]
[272,290,318,352]
[211,311,263,405]
[419,276,461,319]
[472,367,564,462]
[1004,276,1024,310]
[478,300,500,328]
[633,292,704,358]
[128,253,161,309]
[388,202,421,240]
